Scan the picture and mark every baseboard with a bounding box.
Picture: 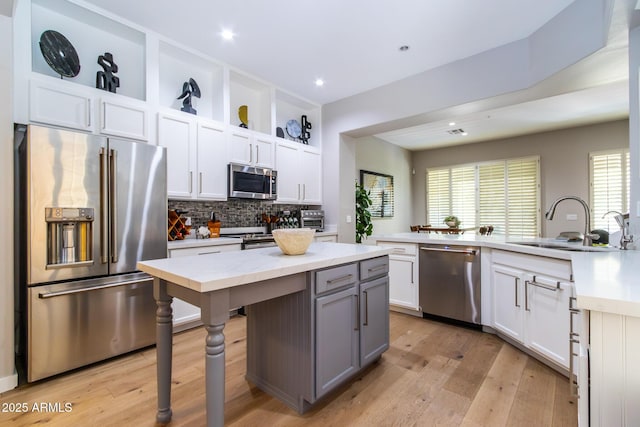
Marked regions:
[0,372,18,393]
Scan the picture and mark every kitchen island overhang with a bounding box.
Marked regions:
[137,242,392,427]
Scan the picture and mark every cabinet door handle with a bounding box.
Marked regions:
[363,290,369,326]
[249,143,253,163]
[87,99,92,127]
[527,276,560,292]
[326,274,353,286]
[199,172,203,194]
[354,294,359,331]
[298,183,301,200]
[256,145,259,164]
[524,278,530,311]
[302,183,306,200]
[411,261,414,284]
[515,277,520,308]
[102,101,106,130]
[189,171,193,194]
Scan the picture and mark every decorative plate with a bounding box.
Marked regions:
[39,30,81,78]
[286,119,301,138]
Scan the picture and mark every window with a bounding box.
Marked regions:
[426,157,540,237]
[590,149,630,232]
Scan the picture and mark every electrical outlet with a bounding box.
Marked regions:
[566,214,578,221]
[346,215,352,223]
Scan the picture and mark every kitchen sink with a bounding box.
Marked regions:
[506,241,618,252]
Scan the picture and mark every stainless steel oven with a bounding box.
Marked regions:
[300,209,324,231]
[228,163,277,200]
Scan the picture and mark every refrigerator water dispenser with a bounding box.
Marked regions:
[46,207,94,266]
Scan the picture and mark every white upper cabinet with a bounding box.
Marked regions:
[275,140,322,205]
[158,111,228,201]
[29,78,93,131]
[228,128,274,169]
[99,97,148,141]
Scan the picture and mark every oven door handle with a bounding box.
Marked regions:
[38,277,154,298]
[420,247,477,256]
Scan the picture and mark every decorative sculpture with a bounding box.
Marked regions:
[39,30,80,79]
[96,52,119,93]
[238,105,248,128]
[300,115,312,144]
[177,78,201,115]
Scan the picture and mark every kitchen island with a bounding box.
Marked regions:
[137,242,391,427]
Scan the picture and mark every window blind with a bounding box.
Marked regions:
[426,156,539,237]
[426,168,450,226]
[590,149,629,232]
[506,158,539,238]
[478,163,506,235]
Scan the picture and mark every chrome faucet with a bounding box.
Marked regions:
[545,196,597,246]
[603,210,634,250]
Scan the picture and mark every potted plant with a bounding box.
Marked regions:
[355,182,373,243]
[444,215,460,228]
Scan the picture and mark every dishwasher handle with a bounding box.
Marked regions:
[420,247,477,256]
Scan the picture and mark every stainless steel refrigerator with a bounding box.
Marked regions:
[14,124,167,382]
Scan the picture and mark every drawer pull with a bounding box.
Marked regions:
[367,264,387,274]
[526,276,560,292]
[326,274,353,286]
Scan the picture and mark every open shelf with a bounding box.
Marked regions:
[229,69,272,134]
[31,0,146,101]
[275,89,321,147]
[159,41,225,122]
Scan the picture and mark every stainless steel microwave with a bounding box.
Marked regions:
[228,163,277,200]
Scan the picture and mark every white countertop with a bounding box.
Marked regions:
[373,232,639,317]
[139,242,391,293]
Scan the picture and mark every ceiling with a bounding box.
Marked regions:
[82,0,631,150]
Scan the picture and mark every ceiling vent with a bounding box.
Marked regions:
[447,128,466,135]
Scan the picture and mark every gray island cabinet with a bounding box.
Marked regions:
[246,256,389,413]
[137,242,392,427]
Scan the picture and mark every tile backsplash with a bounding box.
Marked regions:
[168,199,318,229]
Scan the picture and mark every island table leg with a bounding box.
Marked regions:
[206,323,226,427]
[154,279,173,423]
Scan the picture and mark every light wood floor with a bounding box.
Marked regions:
[0,312,577,426]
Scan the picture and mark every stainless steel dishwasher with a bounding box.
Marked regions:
[419,244,481,325]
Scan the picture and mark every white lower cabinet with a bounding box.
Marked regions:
[314,234,337,243]
[491,250,572,370]
[588,310,640,427]
[376,242,419,311]
[167,242,241,330]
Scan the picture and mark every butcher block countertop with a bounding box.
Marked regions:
[138,242,392,293]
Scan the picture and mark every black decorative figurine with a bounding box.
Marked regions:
[96,52,119,93]
[177,78,201,115]
[300,115,312,144]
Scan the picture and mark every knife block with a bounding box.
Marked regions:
[208,220,221,238]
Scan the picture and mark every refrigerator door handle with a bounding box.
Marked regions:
[38,277,154,298]
[100,147,109,264]
[110,148,119,263]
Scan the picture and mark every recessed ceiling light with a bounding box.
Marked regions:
[462,132,468,136]
[399,45,410,52]
[221,30,234,41]
[315,78,324,87]
[448,122,456,126]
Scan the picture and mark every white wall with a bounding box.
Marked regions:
[322,0,618,243]
[0,12,16,392]
[355,136,412,237]
[411,120,629,239]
